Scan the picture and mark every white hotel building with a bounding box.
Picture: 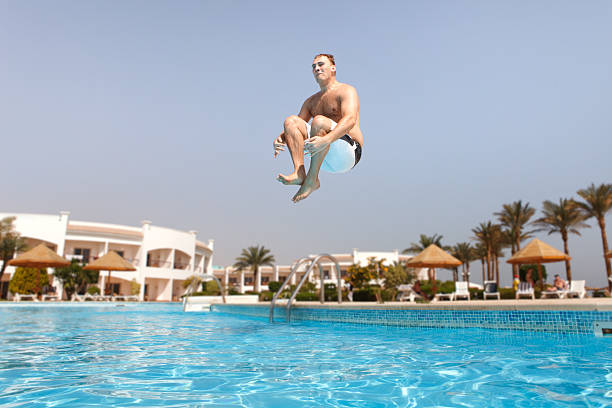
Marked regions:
[213,250,427,293]
[0,212,214,301]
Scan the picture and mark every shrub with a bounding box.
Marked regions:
[268,281,282,293]
[500,288,515,299]
[130,279,141,296]
[9,267,49,295]
[437,280,456,294]
[87,286,101,295]
[352,286,394,302]
[228,287,241,295]
[519,264,547,283]
[259,290,274,301]
[324,283,338,301]
[296,292,319,301]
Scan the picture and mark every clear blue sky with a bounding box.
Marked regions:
[1,1,610,287]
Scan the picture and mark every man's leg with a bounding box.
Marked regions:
[292,115,334,203]
[277,115,308,185]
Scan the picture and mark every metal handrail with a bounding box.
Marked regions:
[269,254,343,323]
[199,273,226,303]
[269,257,312,322]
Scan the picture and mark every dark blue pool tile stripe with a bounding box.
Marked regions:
[211,305,612,335]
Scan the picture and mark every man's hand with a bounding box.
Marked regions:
[273,133,286,158]
[304,136,330,155]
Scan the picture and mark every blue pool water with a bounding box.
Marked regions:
[0,303,611,407]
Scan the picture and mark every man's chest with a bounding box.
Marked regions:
[310,93,341,119]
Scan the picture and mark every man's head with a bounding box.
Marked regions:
[312,53,336,82]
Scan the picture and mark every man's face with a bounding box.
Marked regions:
[312,56,335,81]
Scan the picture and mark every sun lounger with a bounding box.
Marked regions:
[483,281,500,300]
[566,280,586,299]
[397,284,424,302]
[452,281,470,301]
[42,294,60,301]
[515,281,535,299]
[541,288,567,299]
[125,295,140,301]
[433,292,453,301]
[14,293,38,302]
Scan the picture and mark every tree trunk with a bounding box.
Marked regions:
[495,255,500,287]
[537,263,544,292]
[597,217,612,291]
[511,242,517,284]
[561,230,572,283]
[431,268,437,296]
[253,266,260,293]
[0,261,7,298]
[486,250,492,281]
[481,259,485,285]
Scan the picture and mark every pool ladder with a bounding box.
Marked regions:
[269,254,343,323]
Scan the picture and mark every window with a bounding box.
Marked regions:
[262,276,270,283]
[229,277,237,284]
[245,277,253,284]
[109,283,120,295]
[74,248,91,263]
[114,250,124,258]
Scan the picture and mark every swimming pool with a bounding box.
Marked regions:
[0,303,610,407]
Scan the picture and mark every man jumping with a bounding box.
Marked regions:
[274,53,363,203]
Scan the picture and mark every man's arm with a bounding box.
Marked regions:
[305,86,358,153]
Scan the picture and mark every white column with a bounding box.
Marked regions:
[291,272,297,285]
[169,250,175,301]
[239,270,245,294]
[139,274,146,301]
[274,265,279,282]
[224,267,230,289]
[255,266,261,292]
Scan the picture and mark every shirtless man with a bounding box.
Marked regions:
[274,54,363,203]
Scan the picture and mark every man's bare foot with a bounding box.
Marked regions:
[292,179,320,203]
[277,171,304,185]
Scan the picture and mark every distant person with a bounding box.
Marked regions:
[553,274,567,291]
[413,280,428,300]
[525,269,535,287]
[274,53,363,203]
[347,282,354,302]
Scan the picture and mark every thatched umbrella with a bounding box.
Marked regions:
[8,243,70,299]
[83,251,136,296]
[506,238,570,291]
[8,243,70,268]
[405,244,462,296]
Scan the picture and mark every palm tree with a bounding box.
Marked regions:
[402,233,446,254]
[472,221,497,281]
[533,198,590,283]
[473,243,488,285]
[233,245,275,292]
[576,183,612,290]
[452,242,474,285]
[489,225,506,287]
[495,200,536,280]
[0,217,28,296]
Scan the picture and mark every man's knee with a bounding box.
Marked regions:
[311,115,332,135]
[284,115,302,131]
